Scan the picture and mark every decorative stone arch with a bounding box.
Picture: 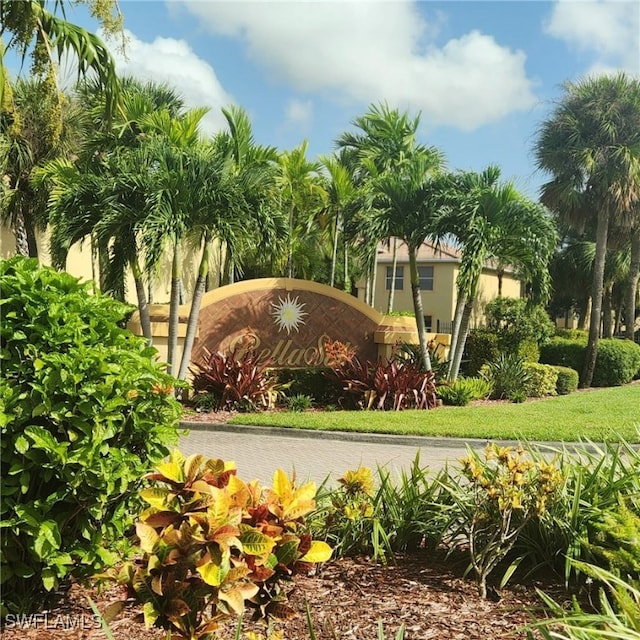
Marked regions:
[192,278,387,368]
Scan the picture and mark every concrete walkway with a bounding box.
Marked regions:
[179,422,538,487]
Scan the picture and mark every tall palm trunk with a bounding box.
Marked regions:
[447,290,467,379]
[131,258,152,343]
[625,233,640,340]
[369,255,377,309]
[178,233,210,381]
[343,240,350,293]
[409,249,432,372]
[602,283,613,338]
[386,237,398,313]
[582,208,610,387]
[287,202,295,278]
[449,300,474,380]
[167,236,182,377]
[13,212,30,256]
[330,208,340,287]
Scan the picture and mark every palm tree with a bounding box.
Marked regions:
[319,153,358,289]
[442,167,557,380]
[535,72,640,386]
[0,0,122,117]
[1,75,84,257]
[275,141,326,279]
[367,147,448,371]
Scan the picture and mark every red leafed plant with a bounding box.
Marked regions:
[324,340,438,410]
[190,345,280,412]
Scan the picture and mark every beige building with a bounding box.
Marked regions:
[358,240,522,333]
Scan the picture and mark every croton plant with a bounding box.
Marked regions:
[117,450,332,640]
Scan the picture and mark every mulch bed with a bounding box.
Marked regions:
[0,553,573,640]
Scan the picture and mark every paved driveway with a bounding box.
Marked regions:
[179,422,503,487]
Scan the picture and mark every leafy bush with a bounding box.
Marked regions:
[190,346,281,411]
[517,441,640,584]
[312,457,450,562]
[480,354,530,401]
[392,340,450,382]
[554,328,588,341]
[554,366,579,395]
[324,341,438,410]
[118,450,331,638]
[591,339,640,387]
[445,445,562,598]
[541,337,640,386]
[286,393,313,412]
[275,368,342,406]
[523,363,558,397]
[484,297,555,363]
[438,377,493,406]
[0,257,181,615]
[465,328,500,376]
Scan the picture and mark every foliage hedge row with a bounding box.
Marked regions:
[540,337,640,386]
[0,257,181,615]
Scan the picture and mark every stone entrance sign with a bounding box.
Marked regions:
[128,278,448,369]
[192,278,384,367]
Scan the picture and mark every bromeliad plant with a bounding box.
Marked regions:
[190,345,280,412]
[323,340,438,410]
[119,450,332,640]
[445,444,562,598]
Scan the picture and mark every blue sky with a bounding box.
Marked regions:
[60,1,640,197]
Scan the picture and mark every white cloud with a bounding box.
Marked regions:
[544,0,640,75]
[101,29,235,135]
[178,0,537,131]
[285,98,313,128]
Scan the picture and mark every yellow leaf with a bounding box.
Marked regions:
[219,582,259,615]
[184,454,206,482]
[143,602,159,628]
[239,527,276,557]
[300,540,333,563]
[272,469,292,500]
[136,522,159,554]
[197,559,229,586]
[139,488,170,509]
[155,460,183,483]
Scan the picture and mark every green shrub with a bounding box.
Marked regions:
[286,393,313,412]
[554,366,579,395]
[523,363,558,397]
[540,337,586,372]
[554,328,588,341]
[0,257,181,615]
[541,337,640,387]
[465,328,500,376]
[480,354,530,401]
[591,339,640,387]
[438,377,492,406]
[275,367,343,405]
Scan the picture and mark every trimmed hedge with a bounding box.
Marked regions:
[553,366,579,395]
[540,337,640,386]
[523,363,558,397]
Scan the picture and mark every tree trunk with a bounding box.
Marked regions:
[409,248,432,372]
[167,237,182,377]
[370,255,377,309]
[602,283,613,339]
[577,296,591,330]
[330,208,340,288]
[387,237,398,314]
[625,232,640,340]
[132,258,152,344]
[449,301,473,380]
[13,212,30,257]
[447,291,466,379]
[178,236,210,381]
[343,240,350,293]
[582,208,610,387]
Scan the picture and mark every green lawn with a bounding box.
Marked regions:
[228,383,640,442]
